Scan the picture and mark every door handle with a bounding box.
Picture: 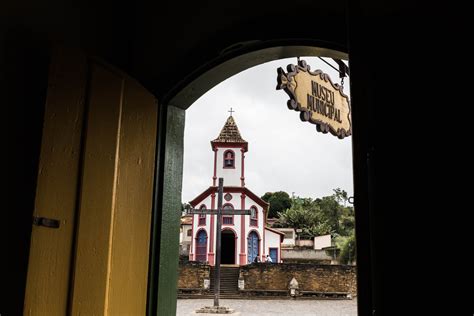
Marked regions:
[32,216,60,228]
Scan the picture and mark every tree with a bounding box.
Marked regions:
[273,201,334,239]
[336,232,356,264]
[313,189,354,237]
[181,202,191,216]
[339,212,355,236]
[261,192,273,203]
[314,195,343,234]
[261,191,292,218]
[272,188,354,240]
[333,188,349,206]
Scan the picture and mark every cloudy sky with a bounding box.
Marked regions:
[182,56,353,203]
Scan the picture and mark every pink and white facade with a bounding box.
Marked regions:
[188,116,283,265]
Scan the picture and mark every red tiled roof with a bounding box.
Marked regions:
[181,215,192,225]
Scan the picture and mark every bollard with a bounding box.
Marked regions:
[288,277,299,297]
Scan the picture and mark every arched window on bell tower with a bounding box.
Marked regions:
[211,115,248,187]
[223,150,235,168]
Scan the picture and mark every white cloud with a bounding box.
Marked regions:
[183,57,353,202]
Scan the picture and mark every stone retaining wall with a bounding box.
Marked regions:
[177,262,357,298]
[177,261,210,289]
[239,263,357,297]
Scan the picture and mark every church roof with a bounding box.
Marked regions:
[189,186,269,211]
[211,116,247,145]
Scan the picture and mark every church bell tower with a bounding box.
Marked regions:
[210,114,248,187]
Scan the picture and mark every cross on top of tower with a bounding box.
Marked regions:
[228,107,234,116]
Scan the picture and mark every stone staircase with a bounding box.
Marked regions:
[209,266,240,298]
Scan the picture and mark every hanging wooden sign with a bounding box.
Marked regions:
[277,59,352,139]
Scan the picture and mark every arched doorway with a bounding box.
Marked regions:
[195,230,208,263]
[221,229,236,264]
[20,43,357,316]
[247,231,259,263]
[158,45,357,316]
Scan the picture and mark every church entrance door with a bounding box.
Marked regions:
[221,230,236,264]
[248,231,259,263]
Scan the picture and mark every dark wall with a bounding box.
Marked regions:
[347,1,467,315]
[2,29,49,315]
[3,1,349,101]
[2,4,349,313]
[129,1,349,99]
[2,1,467,315]
[1,5,343,315]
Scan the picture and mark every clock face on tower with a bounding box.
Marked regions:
[224,193,232,201]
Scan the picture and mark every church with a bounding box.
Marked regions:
[188,115,284,265]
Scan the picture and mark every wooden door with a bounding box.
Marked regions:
[196,230,208,262]
[24,47,159,315]
[23,48,88,316]
[247,231,259,263]
[269,248,278,263]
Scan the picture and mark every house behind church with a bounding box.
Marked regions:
[179,215,193,257]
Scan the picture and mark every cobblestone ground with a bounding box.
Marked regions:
[177,299,357,316]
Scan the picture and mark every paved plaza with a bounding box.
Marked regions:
[177,299,357,316]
